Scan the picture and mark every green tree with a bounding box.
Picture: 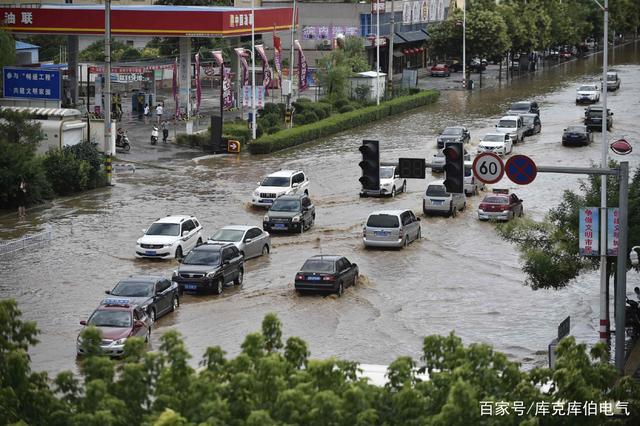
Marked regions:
[498,164,640,289]
[317,36,368,100]
[0,29,15,70]
[18,35,67,62]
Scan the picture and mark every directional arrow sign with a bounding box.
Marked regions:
[472,152,504,184]
[505,155,537,185]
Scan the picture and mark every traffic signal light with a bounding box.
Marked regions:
[359,140,380,191]
[443,141,464,193]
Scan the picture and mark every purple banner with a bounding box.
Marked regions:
[295,40,308,92]
[223,67,233,111]
[194,52,201,113]
[234,47,249,87]
[273,32,282,88]
[255,44,272,96]
[172,58,179,118]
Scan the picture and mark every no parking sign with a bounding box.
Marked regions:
[505,155,537,185]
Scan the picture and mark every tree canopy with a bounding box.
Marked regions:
[2,300,639,425]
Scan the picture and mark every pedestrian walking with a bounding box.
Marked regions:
[137,93,145,120]
[156,103,164,124]
[143,103,150,124]
[161,120,169,143]
[17,178,28,219]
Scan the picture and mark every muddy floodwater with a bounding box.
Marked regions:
[2,43,640,376]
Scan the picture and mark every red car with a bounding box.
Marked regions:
[430,63,450,77]
[77,298,152,357]
[477,189,524,221]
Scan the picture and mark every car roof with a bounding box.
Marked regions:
[443,126,464,130]
[499,115,520,120]
[154,215,195,224]
[95,304,135,313]
[119,275,165,283]
[197,242,235,250]
[428,180,445,186]
[482,132,508,138]
[519,113,538,118]
[606,71,618,75]
[511,101,532,106]
[276,194,306,200]
[266,169,301,177]
[306,255,342,261]
[219,225,256,231]
[368,209,411,216]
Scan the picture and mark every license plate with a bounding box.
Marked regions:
[374,231,388,237]
[307,276,321,281]
[274,223,286,229]
[432,200,444,205]
[184,284,197,290]
[260,199,273,204]
[145,250,156,255]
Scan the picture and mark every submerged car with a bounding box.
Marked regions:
[477,189,523,221]
[361,165,406,197]
[520,113,542,136]
[135,215,204,260]
[495,115,525,144]
[437,126,470,148]
[263,194,315,233]
[430,63,450,77]
[575,84,600,104]
[104,275,179,323]
[208,225,271,259]
[606,71,620,91]
[477,132,513,157]
[362,209,421,248]
[562,125,593,146]
[584,105,613,131]
[294,255,359,296]
[172,243,244,294]
[251,169,309,207]
[506,101,540,116]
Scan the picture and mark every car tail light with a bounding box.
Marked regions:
[322,275,335,281]
[499,205,511,211]
[363,227,366,237]
[399,228,404,239]
[296,274,304,280]
[479,203,487,210]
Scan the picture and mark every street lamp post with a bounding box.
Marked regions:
[251,0,257,140]
[288,0,297,114]
[462,0,466,90]
[376,0,380,105]
[387,0,395,97]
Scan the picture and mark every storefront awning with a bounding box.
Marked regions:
[395,29,429,43]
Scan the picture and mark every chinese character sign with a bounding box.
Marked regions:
[579,208,600,256]
[412,1,421,24]
[420,0,429,22]
[607,208,619,256]
[3,67,61,100]
[403,1,412,24]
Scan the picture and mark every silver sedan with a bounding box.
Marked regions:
[208,225,271,259]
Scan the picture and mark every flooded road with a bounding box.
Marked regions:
[2,43,640,376]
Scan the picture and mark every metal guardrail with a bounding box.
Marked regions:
[0,224,53,256]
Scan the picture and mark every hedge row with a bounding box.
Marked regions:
[248,90,439,154]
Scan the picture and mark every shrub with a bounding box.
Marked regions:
[222,123,251,145]
[67,142,107,189]
[0,140,52,208]
[43,148,91,195]
[338,105,354,113]
[332,97,349,109]
[175,132,209,148]
[249,90,439,154]
[261,102,284,115]
[301,111,319,124]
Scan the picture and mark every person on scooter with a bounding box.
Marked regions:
[116,127,125,145]
[151,124,159,145]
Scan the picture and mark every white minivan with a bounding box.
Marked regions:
[495,115,525,144]
[363,210,421,248]
[422,180,466,217]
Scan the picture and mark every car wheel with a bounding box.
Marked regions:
[391,186,396,198]
[337,282,344,297]
[299,221,305,234]
[403,237,409,247]
[145,326,151,343]
[462,202,467,211]
[234,269,243,285]
[450,206,458,218]
[240,251,245,259]
[175,246,183,261]
[213,278,224,295]
[262,245,269,255]
[402,181,407,193]
[149,309,156,323]
[417,228,422,240]
[196,238,203,247]
[171,296,179,312]
[353,269,359,286]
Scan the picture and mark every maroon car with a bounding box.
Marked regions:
[77,299,151,357]
[477,190,523,221]
[430,63,450,77]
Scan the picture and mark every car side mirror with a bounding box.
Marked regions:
[244,238,253,243]
[105,290,111,294]
[257,181,261,185]
[134,320,144,328]
[80,320,87,326]
[223,260,230,266]
[563,128,566,131]
[182,230,189,237]
[292,182,300,188]
[142,228,147,234]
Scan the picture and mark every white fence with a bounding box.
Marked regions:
[0,225,53,256]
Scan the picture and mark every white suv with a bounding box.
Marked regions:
[423,180,467,217]
[495,115,525,144]
[477,132,513,157]
[135,215,203,260]
[251,170,309,207]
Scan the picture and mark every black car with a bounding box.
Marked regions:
[294,255,359,296]
[506,101,540,117]
[104,275,179,323]
[562,125,593,146]
[172,243,244,294]
[584,106,613,131]
[521,113,542,136]
[263,194,315,233]
[436,126,470,149]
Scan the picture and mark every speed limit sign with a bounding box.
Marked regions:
[472,152,505,184]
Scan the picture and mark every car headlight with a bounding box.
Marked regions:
[253,191,260,196]
[113,338,127,345]
[206,271,217,277]
[292,215,301,223]
[172,269,178,277]
[264,215,269,221]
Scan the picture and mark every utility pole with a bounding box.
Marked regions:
[615,162,629,373]
[251,0,256,140]
[376,0,380,105]
[462,0,466,90]
[288,0,297,113]
[104,0,112,185]
[387,0,395,97]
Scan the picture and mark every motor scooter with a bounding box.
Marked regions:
[151,125,159,145]
[115,128,131,152]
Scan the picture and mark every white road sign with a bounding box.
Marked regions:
[472,152,505,184]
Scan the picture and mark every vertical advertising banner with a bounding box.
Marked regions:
[242,85,250,108]
[234,48,250,87]
[255,44,272,96]
[420,0,429,23]
[428,0,437,22]
[402,1,412,24]
[172,58,179,118]
[607,208,620,256]
[579,208,600,256]
[412,1,420,24]
[273,31,282,88]
[294,40,308,92]
[194,53,201,113]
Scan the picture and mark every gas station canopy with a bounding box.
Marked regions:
[0,5,294,37]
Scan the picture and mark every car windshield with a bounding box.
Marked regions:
[442,128,462,135]
[483,134,504,142]
[301,259,335,273]
[111,281,154,297]
[270,199,300,212]
[510,103,529,111]
[88,310,132,328]
[578,85,596,91]
[261,176,290,187]
[607,74,617,81]
[182,250,221,266]
[146,223,180,236]
[498,120,517,128]
[435,64,446,68]
[483,196,508,204]
[426,185,447,196]
[566,126,586,133]
[587,109,607,116]
[366,214,399,228]
[211,229,244,242]
[379,167,394,179]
